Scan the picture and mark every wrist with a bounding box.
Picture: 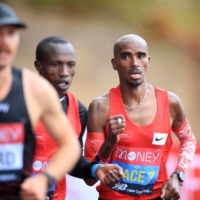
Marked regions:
[91,164,100,180]
[105,137,117,146]
[170,173,179,180]
[95,152,110,164]
[41,172,56,189]
[170,171,184,186]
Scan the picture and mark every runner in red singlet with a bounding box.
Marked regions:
[33,36,123,200]
[85,34,196,200]
[0,3,80,200]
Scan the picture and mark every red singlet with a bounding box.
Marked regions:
[98,85,173,200]
[32,92,81,200]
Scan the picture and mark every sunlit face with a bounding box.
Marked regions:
[0,26,19,69]
[112,38,150,87]
[35,43,76,97]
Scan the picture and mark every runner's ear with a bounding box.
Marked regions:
[111,58,117,70]
[34,60,42,73]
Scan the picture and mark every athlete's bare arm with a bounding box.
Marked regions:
[169,92,185,129]
[87,92,115,159]
[21,69,80,200]
[160,92,196,200]
[85,92,124,186]
[88,93,125,160]
[87,93,110,133]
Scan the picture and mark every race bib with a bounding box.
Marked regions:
[0,123,24,181]
[112,145,162,196]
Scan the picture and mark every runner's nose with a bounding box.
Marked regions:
[59,64,69,77]
[131,57,139,68]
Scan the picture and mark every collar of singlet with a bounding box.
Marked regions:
[60,96,66,102]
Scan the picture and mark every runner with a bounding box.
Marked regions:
[33,36,123,199]
[85,34,196,200]
[0,3,80,200]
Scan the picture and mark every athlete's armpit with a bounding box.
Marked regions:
[173,119,196,172]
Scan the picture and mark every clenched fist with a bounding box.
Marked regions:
[107,114,126,145]
[20,174,48,200]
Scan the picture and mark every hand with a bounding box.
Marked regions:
[96,164,123,187]
[20,174,48,200]
[160,174,181,200]
[107,114,126,145]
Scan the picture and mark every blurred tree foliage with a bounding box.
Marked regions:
[4,0,200,33]
[3,0,200,25]
[3,0,200,60]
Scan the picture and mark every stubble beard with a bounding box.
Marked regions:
[128,80,143,87]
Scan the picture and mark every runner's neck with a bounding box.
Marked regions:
[120,82,148,107]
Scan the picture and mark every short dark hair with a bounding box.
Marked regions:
[36,36,69,61]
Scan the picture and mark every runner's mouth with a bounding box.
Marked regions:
[57,81,69,89]
[0,50,11,58]
[130,74,141,79]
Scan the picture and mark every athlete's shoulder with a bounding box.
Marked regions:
[89,91,110,112]
[88,91,110,130]
[154,86,167,93]
[155,86,180,102]
[154,86,183,108]
[167,91,182,106]
[167,91,185,122]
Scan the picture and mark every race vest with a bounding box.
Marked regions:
[32,92,81,200]
[97,85,172,200]
[112,145,162,195]
[0,67,35,198]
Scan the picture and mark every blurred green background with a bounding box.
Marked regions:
[3,0,200,140]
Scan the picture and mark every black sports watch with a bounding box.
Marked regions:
[42,172,56,189]
[172,170,185,185]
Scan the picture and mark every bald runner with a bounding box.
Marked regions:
[85,34,196,200]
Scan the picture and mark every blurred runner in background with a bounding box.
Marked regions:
[33,36,123,200]
[0,3,80,200]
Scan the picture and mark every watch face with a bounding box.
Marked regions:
[180,171,185,182]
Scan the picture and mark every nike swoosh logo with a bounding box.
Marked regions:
[155,137,165,141]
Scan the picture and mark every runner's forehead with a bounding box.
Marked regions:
[117,39,148,54]
[45,43,76,60]
[114,36,148,57]
[49,43,75,55]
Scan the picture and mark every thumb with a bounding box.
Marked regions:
[20,182,27,190]
[118,167,123,177]
[114,165,123,177]
[160,183,167,198]
[21,179,31,191]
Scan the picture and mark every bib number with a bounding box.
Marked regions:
[0,123,24,181]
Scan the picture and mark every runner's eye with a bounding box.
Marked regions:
[122,54,130,60]
[68,62,76,68]
[51,62,59,68]
[138,53,146,59]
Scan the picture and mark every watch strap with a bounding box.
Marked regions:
[172,170,184,185]
[42,172,56,189]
